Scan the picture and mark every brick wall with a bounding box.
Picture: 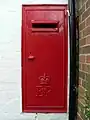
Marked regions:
[77,0,90,119]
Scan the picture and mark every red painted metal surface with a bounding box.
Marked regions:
[22,5,68,113]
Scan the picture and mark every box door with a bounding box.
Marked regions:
[22,5,68,113]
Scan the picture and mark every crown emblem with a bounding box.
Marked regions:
[39,73,50,85]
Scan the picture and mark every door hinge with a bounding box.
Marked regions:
[65,10,70,16]
[67,10,70,16]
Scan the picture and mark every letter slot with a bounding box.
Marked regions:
[31,20,59,32]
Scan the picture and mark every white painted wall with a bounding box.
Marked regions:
[0,0,69,120]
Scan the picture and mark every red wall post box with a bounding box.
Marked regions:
[22,5,68,113]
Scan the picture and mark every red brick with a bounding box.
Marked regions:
[79,5,85,15]
[82,64,86,71]
[79,79,82,86]
[79,21,85,31]
[82,0,86,6]
[78,86,85,104]
[86,55,90,63]
[85,64,90,73]
[78,85,85,97]
[81,64,90,73]
[86,0,90,9]
[81,46,90,54]
[83,26,90,37]
[82,7,90,21]
[79,38,86,46]
[78,0,82,9]
[79,47,84,54]
[79,15,82,23]
[86,15,90,26]
[79,71,86,80]
[79,63,82,70]
[79,55,86,62]
[77,114,83,120]
[82,80,86,88]
[79,31,83,39]
[86,36,90,44]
